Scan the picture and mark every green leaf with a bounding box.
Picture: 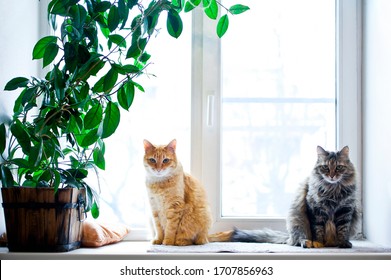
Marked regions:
[167,9,183,38]
[84,103,103,130]
[184,0,201,12]
[144,6,160,36]
[28,140,43,168]
[52,169,61,193]
[0,165,14,188]
[127,0,138,9]
[38,169,52,183]
[217,14,229,38]
[0,123,6,155]
[112,64,140,75]
[68,168,88,180]
[108,34,127,49]
[172,0,185,11]
[64,176,81,189]
[229,4,250,15]
[4,77,29,91]
[108,5,120,32]
[81,128,99,147]
[78,45,91,64]
[10,120,31,154]
[118,82,135,111]
[126,38,147,59]
[203,0,218,20]
[23,180,37,187]
[77,55,105,81]
[51,65,65,101]
[48,0,80,16]
[102,102,120,139]
[103,67,118,93]
[13,93,23,115]
[69,155,79,168]
[93,147,105,170]
[32,36,57,60]
[95,1,112,12]
[66,115,80,134]
[85,185,98,213]
[77,83,90,101]
[21,87,37,106]
[139,52,151,64]
[118,0,129,29]
[132,80,145,92]
[64,42,78,72]
[92,76,105,93]
[43,43,59,68]
[49,0,67,16]
[91,201,100,218]
[69,4,87,29]
[12,158,30,168]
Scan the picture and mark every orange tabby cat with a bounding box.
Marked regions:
[143,139,212,246]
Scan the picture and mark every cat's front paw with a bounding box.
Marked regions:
[301,239,312,248]
[301,240,325,248]
[162,238,175,246]
[311,241,325,248]
[338,240,352,248]
[194,235,209,245]
[152,239,163,245]
[175,239,193,246]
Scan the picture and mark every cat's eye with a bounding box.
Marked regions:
[149,158,157,164]
[321,165,329,171]
[336,165,344,171]
[163,158,170,164]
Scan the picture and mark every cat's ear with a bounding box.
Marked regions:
[317,146,328,156]
[167,139,177,152]
[143,139,155,151]
[339,146,350,157]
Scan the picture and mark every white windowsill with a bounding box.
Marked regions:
[1,240,391,260]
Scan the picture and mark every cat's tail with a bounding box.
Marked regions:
[208,230,234,242]
[209,228,289,244]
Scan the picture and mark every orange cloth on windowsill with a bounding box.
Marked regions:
[81,220,131,248]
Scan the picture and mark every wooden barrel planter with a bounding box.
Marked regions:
[1,187,86,252]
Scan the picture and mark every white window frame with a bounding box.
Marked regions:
[33,0,362,238]
[191,0,362,233]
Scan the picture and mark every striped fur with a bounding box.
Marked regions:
[212,146,360,248]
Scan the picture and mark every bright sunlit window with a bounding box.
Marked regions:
[220,0,336,217]
[56,0,360,237]
[193,0,360,233]
[96,13,192,233]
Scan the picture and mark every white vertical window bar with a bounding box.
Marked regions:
[336,0,363,234]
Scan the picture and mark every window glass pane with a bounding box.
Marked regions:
[221,0,336,217]
[90,13,192,228]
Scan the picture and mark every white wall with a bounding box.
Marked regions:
[1,0,391,247]
[362,0,391,247]
[0,1,41,120]
[0,0,41,234]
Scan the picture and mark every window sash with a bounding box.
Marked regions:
[191,0,362,233]
[36,0,363,238]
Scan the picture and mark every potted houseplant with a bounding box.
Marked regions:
[0,0,249,251]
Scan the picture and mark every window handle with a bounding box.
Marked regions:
[206,94,215,127]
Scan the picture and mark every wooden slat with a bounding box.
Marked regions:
[1,187,85,252]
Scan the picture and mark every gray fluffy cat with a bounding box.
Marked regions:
[210,146,360,248]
